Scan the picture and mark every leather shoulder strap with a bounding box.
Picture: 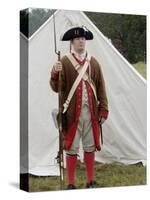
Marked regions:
[62,54,91,113]
[66,53,98,103]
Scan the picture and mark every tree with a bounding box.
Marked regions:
[85,12,146,63]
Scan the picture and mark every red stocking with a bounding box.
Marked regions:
[84,151,95,183]
[66,154,77,185]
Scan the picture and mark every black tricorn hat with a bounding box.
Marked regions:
[60,26,93,41]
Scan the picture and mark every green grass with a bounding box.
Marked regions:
[132,61,146,79]
[29,161,146,192]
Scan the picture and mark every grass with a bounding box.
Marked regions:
[132,61,146,79]
[29,161,146,192]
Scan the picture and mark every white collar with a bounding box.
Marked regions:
[71,49,87,60]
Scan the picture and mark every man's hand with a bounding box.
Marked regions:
[53,61,62,72]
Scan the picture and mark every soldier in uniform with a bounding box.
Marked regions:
[49,26,109,189]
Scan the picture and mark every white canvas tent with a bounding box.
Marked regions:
[20,9,147,176]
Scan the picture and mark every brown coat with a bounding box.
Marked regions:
[49,55,109,134]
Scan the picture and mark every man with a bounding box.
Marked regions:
[49,26,109,189]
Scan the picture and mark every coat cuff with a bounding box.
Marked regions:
[99,110,109,120]
[51,66,59,80]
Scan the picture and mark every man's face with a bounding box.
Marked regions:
[71,37,86,52]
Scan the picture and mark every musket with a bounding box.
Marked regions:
[53,12,65,190]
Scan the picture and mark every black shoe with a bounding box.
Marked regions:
[66,184,77,190]
[86,180,97,188]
